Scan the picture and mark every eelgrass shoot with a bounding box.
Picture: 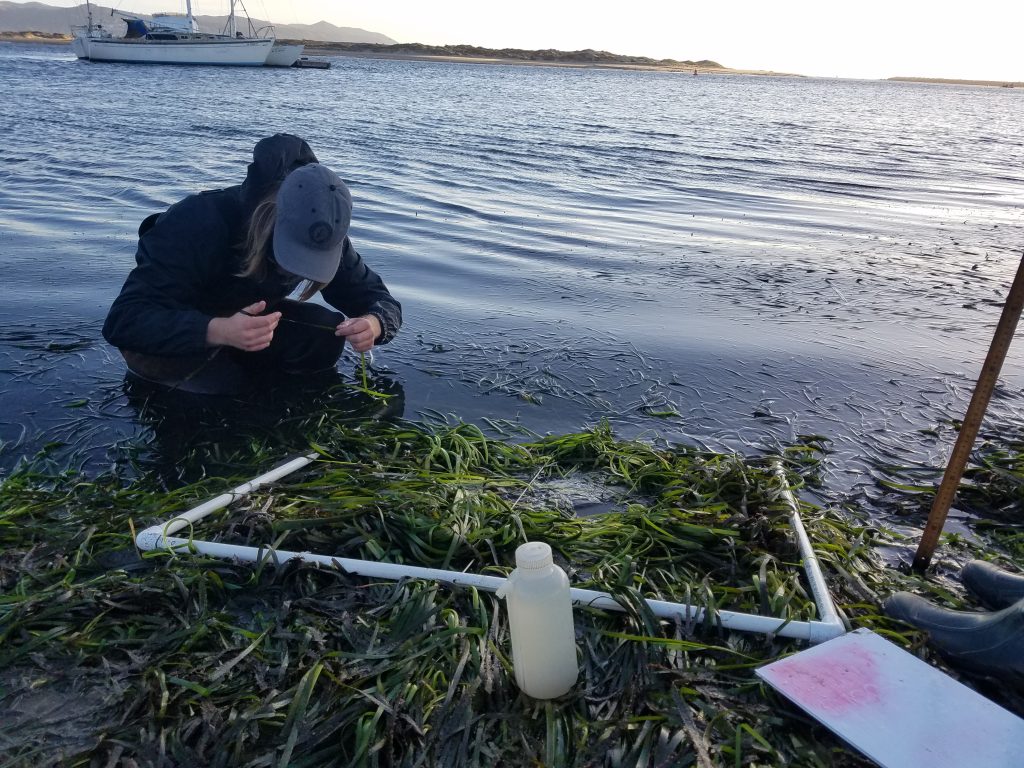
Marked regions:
[0,417,1000,766]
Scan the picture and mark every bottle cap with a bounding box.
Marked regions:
[515,541,553,570]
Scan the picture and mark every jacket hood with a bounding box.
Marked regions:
[240,134,319,209]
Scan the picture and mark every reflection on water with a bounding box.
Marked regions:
[1,43,1023,528]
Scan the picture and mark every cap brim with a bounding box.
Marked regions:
[272,228,342,284]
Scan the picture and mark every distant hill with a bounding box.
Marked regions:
[0,1,735,72]
[0,1,395,43]
[303,42,724,70]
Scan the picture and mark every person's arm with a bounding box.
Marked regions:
[321,238,402,347]
[102,197,235,356]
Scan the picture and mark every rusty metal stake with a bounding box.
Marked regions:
[913,252,1024,572]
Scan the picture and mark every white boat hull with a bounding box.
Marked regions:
[71,35,90,59]
[265,43,304,67]
[74,36,274,66]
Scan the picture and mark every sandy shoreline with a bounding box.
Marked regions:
[298,45,788,76]
[5,33,1018,84]
[888,76,1021,88]
[0,31,70,42]
[0,32,788,76]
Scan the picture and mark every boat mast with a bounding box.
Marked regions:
[185,0,194,32]
[228,0,237,37]
[85,0,93,33]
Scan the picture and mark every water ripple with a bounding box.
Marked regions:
[2,44,1023,510]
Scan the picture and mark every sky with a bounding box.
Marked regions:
[18,0,1024,80]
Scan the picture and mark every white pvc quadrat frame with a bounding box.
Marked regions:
[136,455,846,644]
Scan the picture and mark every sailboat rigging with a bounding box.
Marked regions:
[71,0,302,67]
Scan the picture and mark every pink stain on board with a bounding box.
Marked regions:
[767,645,881,716]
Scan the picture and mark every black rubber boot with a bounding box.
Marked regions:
[882,592,1024,682]
[962,560,1024,609]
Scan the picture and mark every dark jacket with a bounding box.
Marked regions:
[102,134,402,357]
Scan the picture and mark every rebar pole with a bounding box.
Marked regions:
[913,252,1024,572]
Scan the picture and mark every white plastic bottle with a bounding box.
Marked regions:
[496,541,579,699]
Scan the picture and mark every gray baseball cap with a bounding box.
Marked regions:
[273,163,353,283]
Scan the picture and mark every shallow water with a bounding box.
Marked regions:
[1,43,1023,530]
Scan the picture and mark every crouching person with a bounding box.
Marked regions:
[102,133,401,394]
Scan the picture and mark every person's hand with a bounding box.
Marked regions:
[206,301,282,351]
[335,314,382,353]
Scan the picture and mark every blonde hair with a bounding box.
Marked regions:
[239,193,326,302]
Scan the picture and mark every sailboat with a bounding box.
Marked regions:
[71,0,280,66]
[265,42,305,67]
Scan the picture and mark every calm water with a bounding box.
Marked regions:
[1,43,1023,521]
